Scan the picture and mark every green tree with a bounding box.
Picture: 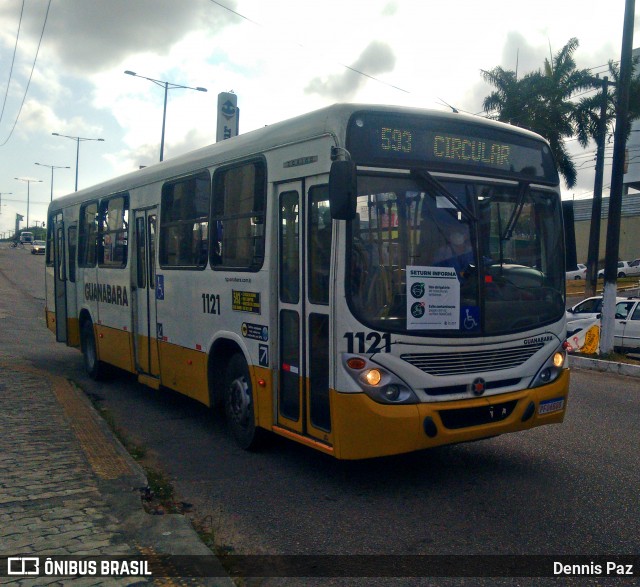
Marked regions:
[482,38,592,188]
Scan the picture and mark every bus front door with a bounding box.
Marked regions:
[277,179,332,446]
[132,208,160,380]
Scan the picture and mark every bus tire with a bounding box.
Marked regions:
[224,353,264,450]
[81,320,106,380]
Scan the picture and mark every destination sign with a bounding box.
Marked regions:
[347,112,559,184]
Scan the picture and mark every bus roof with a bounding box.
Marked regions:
[48,103,551,211]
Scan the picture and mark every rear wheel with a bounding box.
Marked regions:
[224,353,264,450]
[81,320,106,380]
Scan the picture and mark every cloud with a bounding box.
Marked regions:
[382,2,398,17]
[305,41,396,100]
[0,0,239,76]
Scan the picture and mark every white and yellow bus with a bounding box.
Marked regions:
[46,104,570,459]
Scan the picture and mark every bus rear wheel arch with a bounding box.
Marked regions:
[224,353,265,450]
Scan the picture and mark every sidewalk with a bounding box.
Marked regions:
[0,360,234,586]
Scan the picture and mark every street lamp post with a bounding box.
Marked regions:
[124,70,207,162]
[35,163,70,201]
[51,133,104,191]
[14,178,43,230]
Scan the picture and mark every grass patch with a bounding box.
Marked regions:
[80,389,193,516]
[597,351,640,365]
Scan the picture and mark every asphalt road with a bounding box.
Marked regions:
[2,245,639,586]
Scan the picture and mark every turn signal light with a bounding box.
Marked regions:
[346,357,366,370]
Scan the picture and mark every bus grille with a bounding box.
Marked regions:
[400,343,544,376]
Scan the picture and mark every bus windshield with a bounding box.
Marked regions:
[347,173,565,336]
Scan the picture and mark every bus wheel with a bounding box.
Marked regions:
[81,320,105,380]
[224,354,263,450]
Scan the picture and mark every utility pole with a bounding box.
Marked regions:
[600,0,635,354]
[584,76,611,297]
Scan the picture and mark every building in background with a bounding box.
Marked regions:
[572,192,640,264]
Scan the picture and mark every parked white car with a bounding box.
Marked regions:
[566,295,640,351]
[597,260,640,278]
[566,263,587,280]
[566,296,606,321]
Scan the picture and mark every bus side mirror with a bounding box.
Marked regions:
[329,160,357,221]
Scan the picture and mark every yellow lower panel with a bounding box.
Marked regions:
[67,318,80,348]
[136,335,160,376]
[331,369,570,460]
[95,324,135,373]
[251,365,273,429]
[158,341,208,405]
[45,308,56,334]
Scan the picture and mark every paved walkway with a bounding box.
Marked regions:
[0,360,234,586]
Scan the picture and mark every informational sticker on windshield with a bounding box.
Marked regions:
[406,266,460,330]
[538,397,565,415]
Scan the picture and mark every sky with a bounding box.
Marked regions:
[0,0,638,236]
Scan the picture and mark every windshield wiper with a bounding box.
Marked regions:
[501,181,530,241]
[410,169,476,222]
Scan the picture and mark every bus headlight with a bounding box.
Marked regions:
[530,347,566,389]
[343,354,418,404]
[363,369,382,386]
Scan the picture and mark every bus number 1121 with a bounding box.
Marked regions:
[344,331,391,354]
[202,293,221,315]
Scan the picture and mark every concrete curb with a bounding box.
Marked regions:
[568,354,640,377]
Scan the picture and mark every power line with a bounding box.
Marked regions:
[206,0,410,95]
[0,197,50,205]
[0,0,52,147]
[0,0,26,127]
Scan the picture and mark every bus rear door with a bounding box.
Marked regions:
[132,208,160,383]
[53,218,67,343]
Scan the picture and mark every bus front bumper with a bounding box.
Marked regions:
[331,369,570,460]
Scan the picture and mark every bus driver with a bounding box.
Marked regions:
[433,228,474,276]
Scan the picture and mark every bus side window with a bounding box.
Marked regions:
[211,159,266,271]
[159,172,210,269]
[98,194,129,268]
[78,202,98,267]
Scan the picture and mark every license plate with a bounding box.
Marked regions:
[538,397,564,415]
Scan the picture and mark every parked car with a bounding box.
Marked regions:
[31,240,46,255]
[566,295,640,351]
[566,263,587,280]
[597,260,640,278]
[566,296,606,322]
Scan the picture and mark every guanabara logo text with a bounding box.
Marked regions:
[84,283,129,307]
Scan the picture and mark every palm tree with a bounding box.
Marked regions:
[482,38,593,188]
[574,56,640,149]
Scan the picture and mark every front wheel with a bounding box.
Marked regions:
[81,320,106,380]
[224,353,264,450]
